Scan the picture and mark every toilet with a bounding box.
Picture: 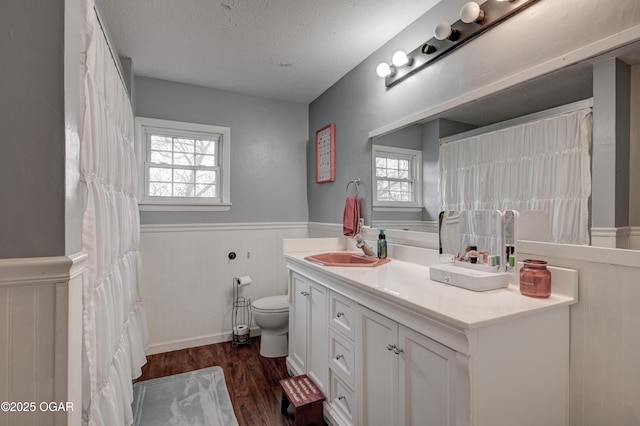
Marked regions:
[251,295,289,358]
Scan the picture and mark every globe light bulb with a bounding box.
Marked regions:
[460,2,485,24]
[392,50,410,67]
[376,62,393,78]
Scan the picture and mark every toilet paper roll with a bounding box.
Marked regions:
[233,324,249,336]
[234,276,252,286]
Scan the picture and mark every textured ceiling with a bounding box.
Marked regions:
[96,0,442,104]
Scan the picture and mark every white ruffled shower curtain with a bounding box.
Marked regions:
[438,108,592,245]
[81,2,148,425]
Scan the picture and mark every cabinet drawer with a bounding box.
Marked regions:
[330,291,356,340]
[329,329,356,387]
[329,371,357,426]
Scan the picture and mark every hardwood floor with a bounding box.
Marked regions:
[135,337,295,425]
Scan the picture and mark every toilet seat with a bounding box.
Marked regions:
[252,295,288,313]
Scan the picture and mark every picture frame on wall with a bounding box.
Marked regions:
[315,123,335,183]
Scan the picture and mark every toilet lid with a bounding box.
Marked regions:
[252,295,289,312]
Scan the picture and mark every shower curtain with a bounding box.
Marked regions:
[81,2,148,424]
[438,108,592,245]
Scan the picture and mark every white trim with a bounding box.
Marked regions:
[141,221,309,233]
[0,251,88,287]
[591,226,631,249]
[369,23,640,138]
[307,222,439,250]
[372,206,423,213]
[145,328,261,355]
[139,202,232,212]
[517,240,640,268]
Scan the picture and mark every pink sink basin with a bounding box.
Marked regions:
[304,252,391,267]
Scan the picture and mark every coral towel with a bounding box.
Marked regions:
[343,196,361,237]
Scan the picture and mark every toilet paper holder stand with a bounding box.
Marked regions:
[232,277,252,347]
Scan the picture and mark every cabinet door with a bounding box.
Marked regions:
[358,307,398,426]
[289,273,308,374]
[307,280,328,393]
[398,326,458,426]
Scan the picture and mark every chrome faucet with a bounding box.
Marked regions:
[355,234,376,257]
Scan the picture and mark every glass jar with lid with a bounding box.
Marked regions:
[519,259,551,298]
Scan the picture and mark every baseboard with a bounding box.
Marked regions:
[145,327,262,355]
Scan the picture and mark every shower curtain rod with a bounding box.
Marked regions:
[440,98,593,145]
[93,4,131,100]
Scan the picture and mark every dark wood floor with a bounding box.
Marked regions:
[135,337,295,425]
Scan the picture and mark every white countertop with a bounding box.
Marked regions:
[285,250,578,330]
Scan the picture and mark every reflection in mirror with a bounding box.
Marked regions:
[370,120,477,233]
[439,210,516,270]
[439,211,460,259]
[458,210,504,262]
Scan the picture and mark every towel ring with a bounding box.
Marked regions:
[346,178,361,197]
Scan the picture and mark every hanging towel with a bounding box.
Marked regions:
[343,196,361,237]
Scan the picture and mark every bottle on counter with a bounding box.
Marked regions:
[377,229,387,259]
[519,259,551,298]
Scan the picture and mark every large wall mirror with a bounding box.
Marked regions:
[370,38,640,250]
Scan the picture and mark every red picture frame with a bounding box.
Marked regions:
[315,123,335,183]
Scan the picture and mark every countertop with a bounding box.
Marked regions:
[285,250,578,330]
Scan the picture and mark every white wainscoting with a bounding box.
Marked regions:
[139,222,308,355]
[308,222,439,250]
[0,252,85,426]
[518,241,640,426]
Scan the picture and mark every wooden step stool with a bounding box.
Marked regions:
[279,374,325,425]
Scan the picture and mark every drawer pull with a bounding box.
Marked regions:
[393,346,404,355]
[300,291,309,296]
[386,343,396,351]
[335,354,344,360]
[336,311,344,318]
[338,395,346,401]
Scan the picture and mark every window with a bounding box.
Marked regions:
[372,145,423,211]
[135,117,231,211]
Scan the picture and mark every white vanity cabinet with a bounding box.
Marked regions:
[358,307,458,426]
[285,251,577,426]
[287,271,328,394]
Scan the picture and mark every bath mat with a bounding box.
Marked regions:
[132,366,238,426]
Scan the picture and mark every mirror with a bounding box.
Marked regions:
[370,38,640,246]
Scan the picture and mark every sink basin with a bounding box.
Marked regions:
[304,252,391,267]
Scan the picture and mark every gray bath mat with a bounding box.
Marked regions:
[132,366,238,426]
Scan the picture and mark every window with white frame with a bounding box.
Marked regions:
[135,117,231,211]
[372,144,423,211]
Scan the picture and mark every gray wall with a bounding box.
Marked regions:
[308,0,640,227]
[135,77,309,224]
[0,0,67,259]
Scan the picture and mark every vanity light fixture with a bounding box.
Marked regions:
[376,62,395,78]
[378,0,541,87]
[460,2,485,24]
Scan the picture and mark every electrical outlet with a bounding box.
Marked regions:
[359,218,365,228]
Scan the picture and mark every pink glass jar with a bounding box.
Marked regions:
[519,259,551,298]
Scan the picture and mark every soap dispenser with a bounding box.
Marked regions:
[377,229,387,259]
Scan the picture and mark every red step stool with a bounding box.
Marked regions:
[279,374,325,426]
